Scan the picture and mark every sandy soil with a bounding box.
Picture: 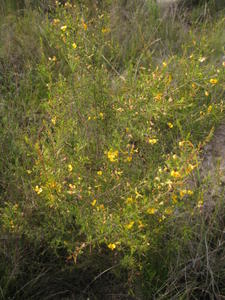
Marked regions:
[195,124,225,211]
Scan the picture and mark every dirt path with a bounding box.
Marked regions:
[196,124,225,210]
[201,125,225,181]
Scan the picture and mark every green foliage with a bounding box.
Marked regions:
[0,1,225,298]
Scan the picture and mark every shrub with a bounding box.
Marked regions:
[0,1,224,298]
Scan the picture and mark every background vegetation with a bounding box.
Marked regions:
[0,0,224,299]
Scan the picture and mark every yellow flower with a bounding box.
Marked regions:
[81,19,87,31]
[135,187,142,199]
[138,220,144,229]
[102,28,110,33]
[125,221,134,230]
[72,42,77,49]
[167,122,173,128]
[108,243,116,250]
[147,207,157,215]
[180,189,194,198]
[34,185,43,195]
[197,199,203,208]
[68,164,73,172]
[117,107,124,112]
[179,141,185,147]
[99,112,104,119]
[171,170,181,178]
[115,170,123,176]
[148,138,158,145]
[179,190,186,198]
[154,93,162,101]
[210,78,218,84]
[207,105,213,113]
[69,184,76,190]
[60,25,67,32]
[125,156,132,162]
[187,190,194,195]
[205,91,209,96]
[187,164,195,173]
[107,149,118,162]
[97,170,102,176]
[10,221,15,229]
[91,199,97,206]
[172,194,178,204]
[98,204,104,210]
[162,61,167,67]
[159,215,166,222]
[26,170,32,174]
[126,197,134,204]
[67,190,76,195]
[52,18,60,25]
[48,56,56,62]
[51,116,56,125]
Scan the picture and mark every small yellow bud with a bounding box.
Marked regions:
[148,138,158,145]
[147,207,157,215]
[108,243,116,250]
[34,185,43,195]
[125,221,134,230]
[167,122,173,128]
[60,25,67,32]
[51,116,56,125]
[91,199,97,206]
[171,170,181,178]
[99,112,104,119]
[68,164,73,172]
[207,105,213,113]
